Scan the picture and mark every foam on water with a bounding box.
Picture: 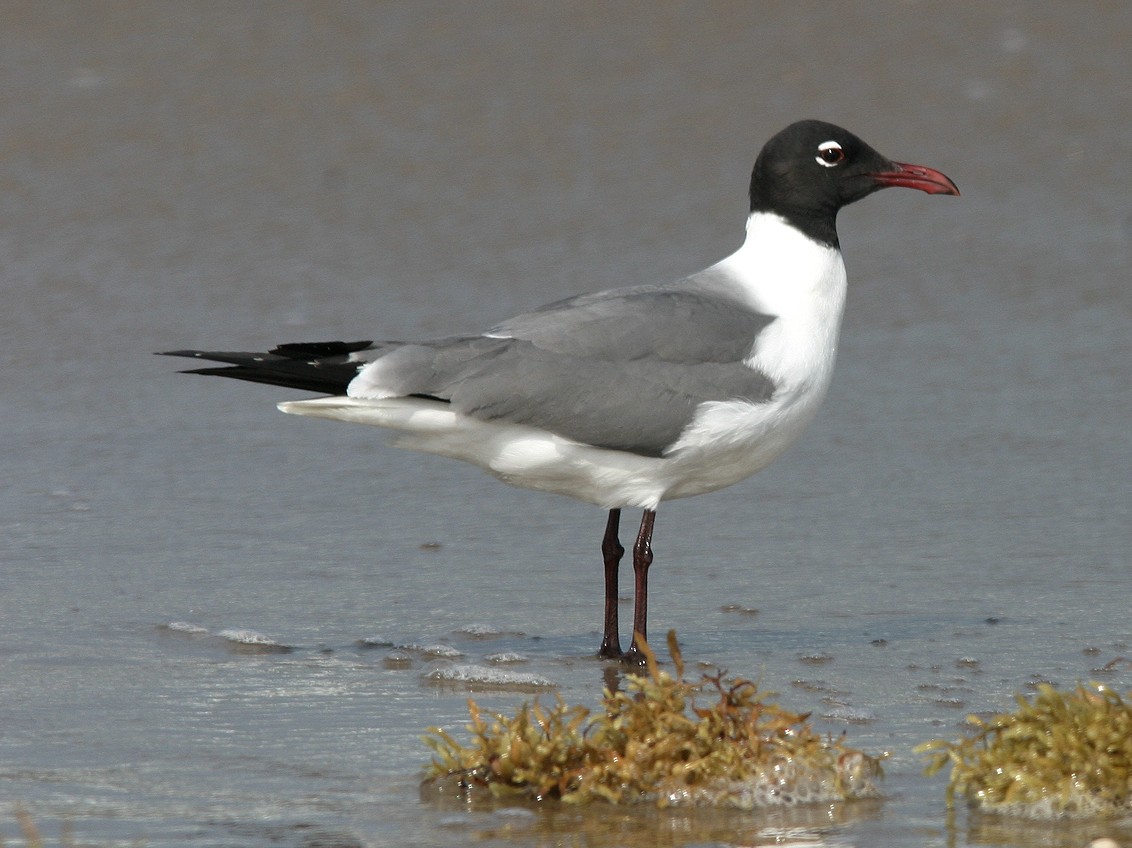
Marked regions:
[217,629,292,652]
[163,621,209,635]
[672,751,883,809]
[485,651,527,664]
[424,663,555,691]
[401,643,464,658]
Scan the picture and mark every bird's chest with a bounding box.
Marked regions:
[662,260,847,498]
[743,255,847,394]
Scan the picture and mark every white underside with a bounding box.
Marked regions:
[279,390,819,510]
[279,214,847,511]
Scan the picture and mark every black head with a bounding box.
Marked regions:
[748,119,959,247]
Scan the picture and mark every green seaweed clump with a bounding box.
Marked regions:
[422,632,882,808]
[918,683,1132,818]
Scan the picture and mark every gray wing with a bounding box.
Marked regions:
[354,287,778,457]
[488,284,772,363]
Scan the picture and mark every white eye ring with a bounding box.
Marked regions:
[816,140,845,167]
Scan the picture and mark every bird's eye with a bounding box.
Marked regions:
[816,141,845,167]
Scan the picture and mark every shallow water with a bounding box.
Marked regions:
[2,3,1130,846]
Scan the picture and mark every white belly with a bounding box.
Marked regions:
[277,361,833,511]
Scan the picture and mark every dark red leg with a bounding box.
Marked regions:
[624,509,656,665]
[598,509,624,658]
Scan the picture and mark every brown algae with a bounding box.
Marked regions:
[422,632,882,808]
[918,683,1132,818]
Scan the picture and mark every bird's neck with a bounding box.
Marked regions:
[749,183,841,248]
[728,213,848,398]
[705,213,846,318]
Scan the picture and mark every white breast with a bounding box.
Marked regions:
[714,212,846,384]
[661,213,847,499]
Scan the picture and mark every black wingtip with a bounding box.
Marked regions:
[270,340,374,357]
[178,366,233,377]
[158,343,373,394]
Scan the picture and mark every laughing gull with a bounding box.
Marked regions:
[163,120,958,663]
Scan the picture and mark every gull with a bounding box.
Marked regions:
[163,120,958,662]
